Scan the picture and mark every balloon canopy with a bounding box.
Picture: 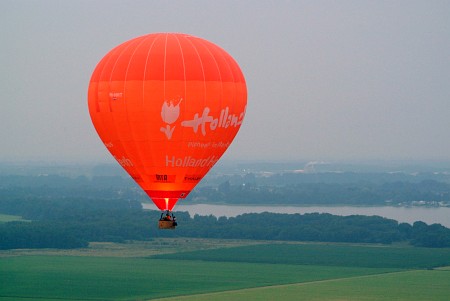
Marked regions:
[88,33,247,211]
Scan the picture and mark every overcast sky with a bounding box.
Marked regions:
[2,0,450,164]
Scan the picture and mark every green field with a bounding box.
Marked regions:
[153,243,450,268]
[1,240,449,301]
[153,270,450,301]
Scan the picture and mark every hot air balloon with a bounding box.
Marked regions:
[88,33,247,228]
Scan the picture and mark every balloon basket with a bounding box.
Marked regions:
[158,220,176,230]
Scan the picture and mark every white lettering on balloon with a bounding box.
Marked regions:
[187,141,231,148]
[165,155,219,168]
[160,98,246,140]
[114,156,134,167]
[181,106,245,136]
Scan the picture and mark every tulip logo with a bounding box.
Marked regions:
[160,98,182,139]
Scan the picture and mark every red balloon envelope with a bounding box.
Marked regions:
[88,33,247,211]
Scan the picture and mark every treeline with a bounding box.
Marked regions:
[181,213,450,247]
[0,198,155,249]
[191,179,450,205]
[0,175,142,200]
[1,198,450,249]
[2,173,450,206]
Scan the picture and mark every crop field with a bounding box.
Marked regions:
[1,240,449,301]
[152,269,450,301]
[153,242,450,269]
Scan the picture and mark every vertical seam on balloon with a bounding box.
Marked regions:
[90,56,112,154]
[123,36,148,185]
[92,41,124,156]
[176,35,187,120]
[219,50,241,155]
[108,41,132,112]
[196,38,225,177]
[173,33,187,188]
[185,36,208,168]
[97,45,121,113]
[93,50,115,113]
[185,36,207,101]
[180,35,208,196]
[91,60,106,113]
[207,40,238,167]
[142,34,161,171]
[107,38,137,175]
[163,33,169,180]
[163,34,168,108]
[142,36,158,107]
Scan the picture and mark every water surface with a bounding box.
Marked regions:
[143,203,450,227]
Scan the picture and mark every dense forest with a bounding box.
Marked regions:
[1,171,450,206]
[1,197,449,250]
[1,166,450,250]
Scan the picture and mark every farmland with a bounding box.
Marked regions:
[1,239,449,300]
[152,269,450,301]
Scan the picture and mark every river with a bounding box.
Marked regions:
[142,203,450,227]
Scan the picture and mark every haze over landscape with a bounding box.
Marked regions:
[2,0,450,164]
[2,3,450,300]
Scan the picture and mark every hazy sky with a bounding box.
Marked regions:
[2,0,450,164]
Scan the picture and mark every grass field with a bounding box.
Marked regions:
[153,242,450,269]
[0,239,260,257]
[152,269,450,301]
[0,256,395,300]
[1,240,449,301]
